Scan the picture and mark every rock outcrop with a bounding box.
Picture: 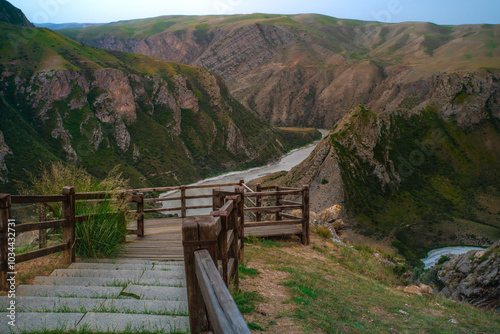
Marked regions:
[436,242,500,309]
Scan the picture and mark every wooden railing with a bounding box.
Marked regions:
[126,181,244,218]
[0,186,144,291]
[240,184,310,245]
[182,189,249,334]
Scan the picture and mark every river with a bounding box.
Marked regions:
[160,129,329,215]
[421,246,487,269]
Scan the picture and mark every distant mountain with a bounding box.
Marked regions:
[35,23,105,30]
[0,0,34,27]
[0,20,319,193]
[60,14,500,128]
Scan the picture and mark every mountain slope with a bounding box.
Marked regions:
[0,20,319,193]
[60,14,500,127]
[267,88,500,261]
[0,0,33,27]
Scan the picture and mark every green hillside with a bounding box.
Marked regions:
[0,22,320,193]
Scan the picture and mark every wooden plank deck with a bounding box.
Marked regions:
[122,217,303,260]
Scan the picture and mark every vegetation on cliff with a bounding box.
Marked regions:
[0,20,319,193]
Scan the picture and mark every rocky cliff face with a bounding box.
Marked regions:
[266,70,500,261]
[0,23,317,193]
[60,14,500,128]
[432,242,500,309]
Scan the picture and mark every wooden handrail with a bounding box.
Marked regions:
[194,249,251,334]
[183,189,247,333]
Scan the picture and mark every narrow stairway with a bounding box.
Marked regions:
[0,259,189,333]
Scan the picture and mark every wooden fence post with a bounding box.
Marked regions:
[38,206,47,249]
[0,194,11,292]
[275,186,281,221]
[136,192,144,237]
[212,211,228,286]
[212,188,223,211]
[302,185,310,246]
[182,218,209,333]
[235,186,245,263]
[181,186,187,218]
[256,183,262,222]
[62,186,75,265]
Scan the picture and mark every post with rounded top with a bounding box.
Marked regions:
[302,185,310,246]
[62,186,76,265]
[0,194,11,291]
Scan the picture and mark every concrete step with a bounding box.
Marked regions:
[0,312,84,333]
[141,270,185,280]
[33,275,185,287]
[76,312,189,333]
[101,299,188,315]
[33,276,139,287]
[0,296,106,312]
[122,285,188,301]
[51,268,144,279]
[82,259,184,265]
[69,262,154,271]
[16,285,123,298]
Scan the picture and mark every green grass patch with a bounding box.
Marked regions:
[232,290,264,314]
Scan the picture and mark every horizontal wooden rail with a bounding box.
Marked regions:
[245,220,303,228]
[279,212,302,220]
[144,207,182,213]
[16,243,69,264]
[11,195,65,204]
[74,193,112,201]
[244,204,303,212]
[144,197,181,203]
[15,219,66,234]
[243,190,302,197]
[194,250,251,334]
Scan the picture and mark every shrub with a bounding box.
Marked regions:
[19,162,131,258]
[317,226,333,239]
[436,255,451,265]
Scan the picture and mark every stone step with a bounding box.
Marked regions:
[100,299,188,315]
[51,268,144,279]
[0,312,84,333]
[76,312,189,333]
[16,285,123,298]
[69,262,154,271]
[122,285,188,301]
[83,258,184,265]
[33,276,139,287]
[141,270,185,280]
[33,275,185,287]
[0,296,106,312]
[152,264,186,272]
[0,296,188,315]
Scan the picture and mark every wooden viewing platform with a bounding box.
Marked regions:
[123,217,304,260]
[1,181,309,333]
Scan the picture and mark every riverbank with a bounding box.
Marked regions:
[160,129,329,215]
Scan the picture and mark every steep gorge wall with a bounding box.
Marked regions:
[271,71,500,260]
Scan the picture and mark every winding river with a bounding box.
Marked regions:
[161,129,329,215]
[421,246,487,269]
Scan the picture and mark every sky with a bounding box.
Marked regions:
[9,0,500,26]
